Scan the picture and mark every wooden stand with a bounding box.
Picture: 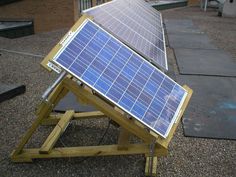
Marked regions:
[11,14,192,176]
[11,76,192,176]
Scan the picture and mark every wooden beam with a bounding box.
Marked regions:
[12,144,167,162]
[117,128,130,150]
[39,110,74,154]
[62,78,156,143]
[41,111,105,125]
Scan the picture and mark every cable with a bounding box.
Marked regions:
[97,118,111,145]
[74,118,111,164]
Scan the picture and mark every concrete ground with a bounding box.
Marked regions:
[0,6,236,177]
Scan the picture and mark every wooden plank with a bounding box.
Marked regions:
[145,156,158,177]
[39,110,74,154]
[62,78,156,143]
[41,111,105,125]
[156,85,193,148]
[40,14,93,71]
[117,128,130,150]
[12,144,167,161]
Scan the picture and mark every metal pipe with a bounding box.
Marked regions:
[42,71,67,100]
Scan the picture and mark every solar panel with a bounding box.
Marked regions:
[83,0,168,71]
[110,0,163,36]
[53,19,187,138]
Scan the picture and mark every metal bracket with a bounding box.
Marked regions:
[47,61,62,74]
[148,139,156,176]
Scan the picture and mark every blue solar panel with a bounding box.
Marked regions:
[53,19,187,138]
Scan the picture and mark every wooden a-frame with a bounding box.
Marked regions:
[11,15,193,176]
[11,76,192,176]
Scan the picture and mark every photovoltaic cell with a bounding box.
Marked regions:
[53,19,187,138]
[121,0,162,28]
[83,0,168,71]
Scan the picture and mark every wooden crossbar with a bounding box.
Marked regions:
[12,144,168,161]
[41,111,105,125]
[39,110,74,154]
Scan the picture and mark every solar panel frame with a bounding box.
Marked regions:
[52,19,187,138]
[83,0,168,71]
[160,13,168,71]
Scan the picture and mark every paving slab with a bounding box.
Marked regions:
[164,19,203,34]
[168,33,218,49]
[54,92,96,112]
[0,83,25,103]
[178,75,236,140]
[175,48,236,76]
[165,19,194,27]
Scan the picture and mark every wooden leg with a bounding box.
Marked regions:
[145,156,158,177]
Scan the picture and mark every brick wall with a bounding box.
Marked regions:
[0,0,79,33]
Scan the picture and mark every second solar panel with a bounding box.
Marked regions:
[83,0,168,71]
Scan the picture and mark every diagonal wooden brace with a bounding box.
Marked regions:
[39,110,75,154]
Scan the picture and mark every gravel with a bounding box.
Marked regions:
[0,6,236,177]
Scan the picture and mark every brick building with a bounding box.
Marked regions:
[0,0,108,33]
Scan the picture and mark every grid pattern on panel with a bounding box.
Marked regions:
[108,1,163,40]
[53,20,187,138]
[120,0,162,28]
[135,0,161,16]
[83,0,167,71]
